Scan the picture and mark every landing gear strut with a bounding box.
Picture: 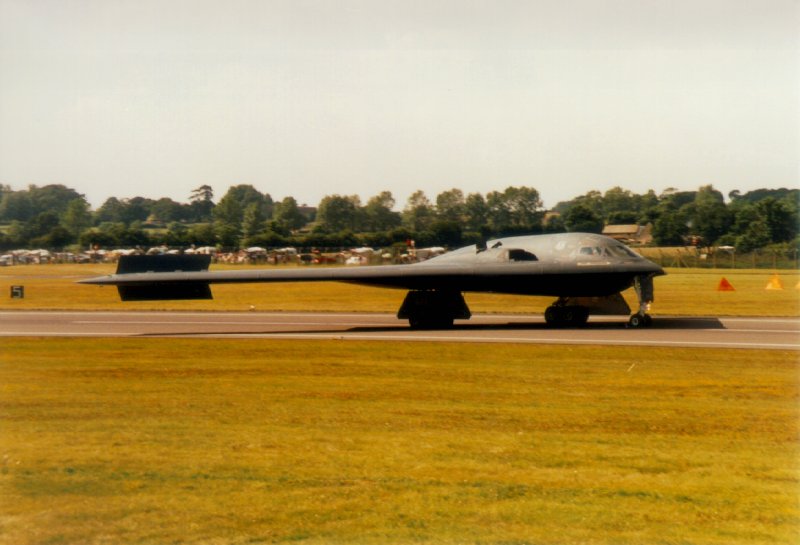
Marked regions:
[628,274,656,328]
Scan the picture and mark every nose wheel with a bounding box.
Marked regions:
[627,312,653,328]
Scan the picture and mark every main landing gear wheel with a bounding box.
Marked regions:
[627,313,653,328]
[544,305,589,328]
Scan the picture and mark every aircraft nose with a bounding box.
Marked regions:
[650,262,666,276]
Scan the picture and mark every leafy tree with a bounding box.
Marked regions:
[191,184,214,202]
[213,192,244,226]
[189,184,215,221]
[213,193,244,248]
[486,186,543,235]
[118,197,153,225]
[62,199,92,239]
[734,187,799,204]
[25,211,61,241]
[95,197,126,224]
[607,211,640,225]
[730,203,760,237]
[32,226,72,249]
[431,220,463,247]
[659,188,697,209]
[242,202,266,245]
[564,204,603,233]
[736,218,771,252]
[652,208,689,245]
[317,195,362,232]
[557,190,603,217]
[435,188,466,223]
[757,197,798,243]
[164,222,190,247]
[150,198,189,223]
[79,228,114,249]
[28,184,85,216]
[688,185,731,245]
[464,193,489,233]
[215,223,240,249]
[188,223,217,247]
[402,190,435,232]
[273,196,308,231]
[602,186,636,219]
[120,224,151,248]
[363,191,401,231]
[219,185,272,219]
[639,189,660,214]
[0,191,34,221]
[6,221,26,247]
[246,229,289,248]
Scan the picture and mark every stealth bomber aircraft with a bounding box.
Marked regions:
[80,232,665,329]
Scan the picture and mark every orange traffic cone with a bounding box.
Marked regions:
[765,274,784,290]
[717,277,735,291]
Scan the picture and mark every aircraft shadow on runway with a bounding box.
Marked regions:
[346,316,726,333]
[140,316,724,337]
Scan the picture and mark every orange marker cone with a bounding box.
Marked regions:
[765,274,784,290]
[717,277,735,291]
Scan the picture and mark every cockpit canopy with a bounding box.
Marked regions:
[426,233,644,265]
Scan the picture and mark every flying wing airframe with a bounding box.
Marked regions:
[79,232,665,329]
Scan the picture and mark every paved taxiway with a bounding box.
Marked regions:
[1,311,798,349]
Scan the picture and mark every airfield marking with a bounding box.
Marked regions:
[164,332,800,350]
[1,311,798,350]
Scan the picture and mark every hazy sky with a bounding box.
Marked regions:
[0,0,797,209]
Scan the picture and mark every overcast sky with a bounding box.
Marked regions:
[0,0,797,209]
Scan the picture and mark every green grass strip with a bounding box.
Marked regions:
[1,338,798,544]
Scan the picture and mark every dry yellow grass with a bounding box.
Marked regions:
[1,338,798,544]
[1,263,798,316]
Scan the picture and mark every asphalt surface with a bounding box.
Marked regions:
[1,311,798,349]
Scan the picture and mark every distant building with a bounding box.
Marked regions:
[602,224,653,245]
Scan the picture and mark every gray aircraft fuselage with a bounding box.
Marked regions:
[80,232,665,328]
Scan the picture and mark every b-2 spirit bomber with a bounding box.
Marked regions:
[80,232,665,329]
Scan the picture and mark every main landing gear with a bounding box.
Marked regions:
[397,290,471,330]
[544,302,589,327]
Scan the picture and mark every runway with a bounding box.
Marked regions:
[1,311,798,349]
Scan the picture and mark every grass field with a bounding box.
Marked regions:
[1,339,798,544]
[0,263,798,316]
[1,264,798,543]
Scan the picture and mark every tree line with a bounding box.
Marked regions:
[0,182,797,253]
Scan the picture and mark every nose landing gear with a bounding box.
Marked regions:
[628,274,656,328]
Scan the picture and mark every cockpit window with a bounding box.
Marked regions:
[508,249,538,261]
[609,244,640,258]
